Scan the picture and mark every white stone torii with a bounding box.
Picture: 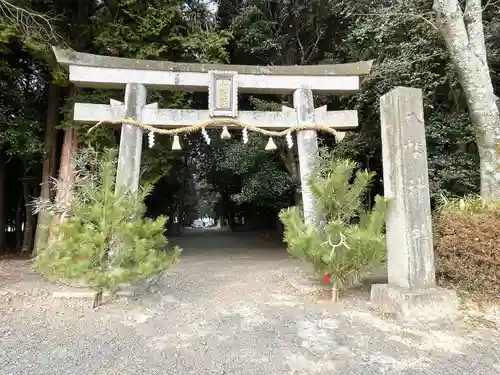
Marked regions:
[53,47,372,226]
[53,48,461,321]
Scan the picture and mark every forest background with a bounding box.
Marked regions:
[0,0,498,256]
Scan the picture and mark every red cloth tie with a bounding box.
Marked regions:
[323,274,332,285]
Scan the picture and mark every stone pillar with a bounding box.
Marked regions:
[382,87,435,289]
[293,87,319,226]
[116,83,147,193]
[371,87,458,321]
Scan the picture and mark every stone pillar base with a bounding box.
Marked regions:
[370,284,459,321]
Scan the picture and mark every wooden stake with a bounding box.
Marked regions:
[92,290,103,308]
[331,284,340,302]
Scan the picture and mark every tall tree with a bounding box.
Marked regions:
[0,33,46,253]
[43,0,96,250]
[310,0,483,201]
[434,0,500,199]
[33,82,60,254]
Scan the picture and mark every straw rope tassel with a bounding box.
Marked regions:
[242,127,249,144]
[265,137,277,150]
[286,131,293,149]
[201,127,211,145]
[221,126,231,139]
[171,135,182,150]
[148,130,155,148]
[335,131,346,142]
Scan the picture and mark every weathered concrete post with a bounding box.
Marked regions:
[116,83,147,193]
[371,87,458,321]
[293,87,319,226]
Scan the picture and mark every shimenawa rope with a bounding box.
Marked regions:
[87,118,340,137]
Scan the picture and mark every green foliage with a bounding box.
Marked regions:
[52,69,69,86]
[34,148,180,292]
[0,39,45,174]
[220,0,486,210]
[209,135,294,207]
[92,0,231,62]
[225,0,344,65]
[326,0,483,200]
[233,164,293,205]
[83,0,233,197]
[0,23,18,45]
[280,149,388,292]
[426,113,480,198]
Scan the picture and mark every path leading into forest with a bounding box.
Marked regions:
[1,228,500,375]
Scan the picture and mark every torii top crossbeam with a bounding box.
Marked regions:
[52,47,372,95]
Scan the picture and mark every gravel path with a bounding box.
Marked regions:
[1,229,500,375]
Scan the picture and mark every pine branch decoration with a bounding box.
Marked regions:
[34,148,180,302]
[280,149,389,297]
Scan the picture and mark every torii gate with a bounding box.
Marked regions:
[52,47,372,226]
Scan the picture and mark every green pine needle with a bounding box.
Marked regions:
[280,148,389,293]
[34,147,180,293]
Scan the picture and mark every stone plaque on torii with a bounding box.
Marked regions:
[52,47,373,226]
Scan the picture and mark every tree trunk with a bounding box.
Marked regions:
[33,83,60,256]
[21,182,35,254]
[0,152,5,253]
[178,154,188,230]
[434,0,500,199]
[50,128,78,232]
[49,0,91,241]
[15,192,23,250]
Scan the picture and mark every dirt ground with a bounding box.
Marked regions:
[1,229,500,375]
